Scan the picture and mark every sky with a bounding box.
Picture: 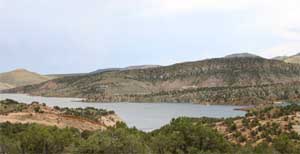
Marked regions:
[0,0,300,74]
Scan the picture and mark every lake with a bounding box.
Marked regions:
[0,93,246,131]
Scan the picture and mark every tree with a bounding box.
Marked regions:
[149,118,233,154]
[76,125,149,154]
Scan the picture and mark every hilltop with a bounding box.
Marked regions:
[5,57,300,105]
[225,53,261,58]
[0,69,52,90]
[90,65,161,74]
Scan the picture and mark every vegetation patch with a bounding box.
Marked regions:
[54,106,115,122]
[0,99,28,115]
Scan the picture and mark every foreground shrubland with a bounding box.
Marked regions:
[0,117,300,154]
[1,100,300,154]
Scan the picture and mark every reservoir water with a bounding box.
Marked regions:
[0,93,246,131]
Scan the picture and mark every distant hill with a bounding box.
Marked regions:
[89,68,122,74]
[283,54,300,64]
[123,65,161,70]
[6,57,300,105]
[46,65,161,78]
[273,53,300,64]
[0,82,14,91]
[273,56,289,61]
[46,73,87,78]
[0,69,51,90]
[90,65,161,74]
[225,53,261,58]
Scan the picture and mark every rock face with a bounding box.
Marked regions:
[0,69,51,90]
[5,57,300,105]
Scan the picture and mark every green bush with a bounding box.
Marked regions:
[149,118,233,154]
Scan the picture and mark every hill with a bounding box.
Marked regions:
[273,56,289,61]
[225,53,261,58]
[273,53,300,64]
[214,104,300,147]
[284,54,300,64]
[0,69,51,90]
[46,73,87,78]
[0,82,14,91]
[90,65,161,74]
[46,65,161,78]
[5,57,300,105]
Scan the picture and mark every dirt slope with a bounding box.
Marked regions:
[0,100,122,131]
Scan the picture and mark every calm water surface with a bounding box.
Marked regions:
[0,94,245,131]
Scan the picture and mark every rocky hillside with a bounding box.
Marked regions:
[5,57,300,104]
[0,69,52,90]
[0,99,121,131]
[215,104,300,146]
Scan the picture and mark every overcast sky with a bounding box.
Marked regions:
[0,0,300,74]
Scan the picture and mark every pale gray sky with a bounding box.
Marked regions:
[0,0,299,74]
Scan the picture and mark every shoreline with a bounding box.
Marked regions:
[2,92,294,107]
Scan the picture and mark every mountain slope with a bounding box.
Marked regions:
[0,69,51,90]
[5,57,300,104]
